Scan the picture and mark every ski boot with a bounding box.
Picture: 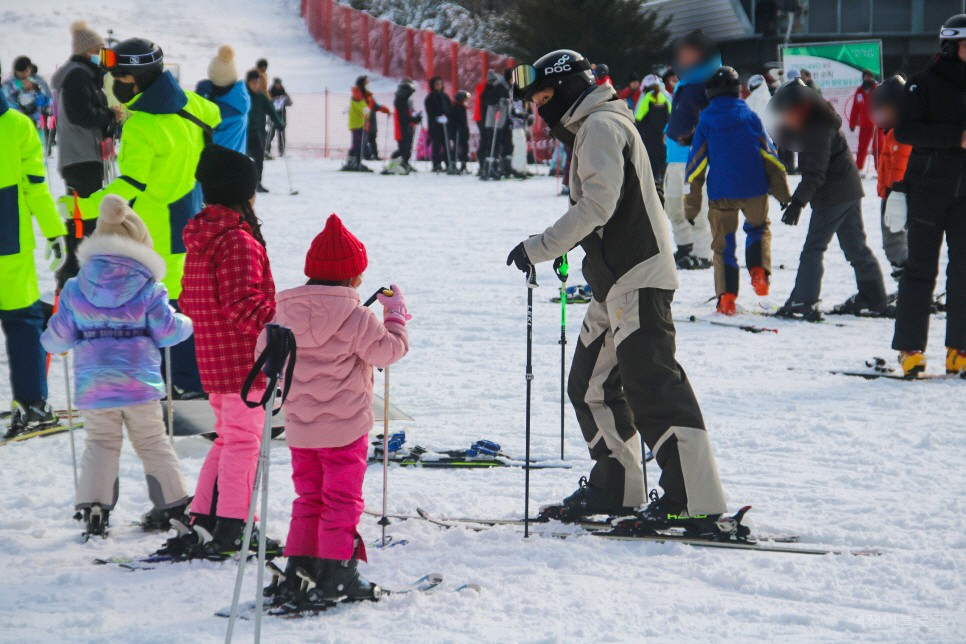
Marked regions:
[775,300,824,322]
[310,557,381,603]
[559,185,570,197]
[140,498,192,531]
[749,267,769,297]
[672,244,693,264]
[171,386,207,401]
[619,496,725,536]
[81,506,111,540]
[831,293,888,317]
[946,348,966,376]
[716,293,737,316]
[264,556,316,607]
[898,351,926,378]
[537,477,635,522]
[676,255,712,270]
[4,402,29,439]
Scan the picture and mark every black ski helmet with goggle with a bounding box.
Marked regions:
[100,37,164,87]
[511,49,595,127]
[940,13,966,58]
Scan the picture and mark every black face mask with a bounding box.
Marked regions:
[548,122,576,147]
[112,80,137,104]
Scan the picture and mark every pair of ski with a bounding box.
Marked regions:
[0,421,82,446]
[368,445,575,470]
[215,564,479,620]
[806,357,964,382]
[375,507,880,557]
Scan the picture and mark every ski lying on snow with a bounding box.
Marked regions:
[361,508,611,532]
[0,422,83,446]
[686,315,778,334]
[367,455,572,469]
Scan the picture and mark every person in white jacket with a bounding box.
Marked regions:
[745,74,770,120]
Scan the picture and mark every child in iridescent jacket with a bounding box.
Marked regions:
[42,195,193,537]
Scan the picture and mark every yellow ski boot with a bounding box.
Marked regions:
[946,348,966,375]
[899,351,927,378]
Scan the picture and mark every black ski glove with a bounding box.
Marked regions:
[781,199,804,226]
[506,243,533,274]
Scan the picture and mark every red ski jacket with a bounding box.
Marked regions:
[849,84,876,129]
[180,204,275,394]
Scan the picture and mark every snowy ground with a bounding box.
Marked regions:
[2,1,964,642]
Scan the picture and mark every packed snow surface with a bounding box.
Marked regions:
[0,1,963,642]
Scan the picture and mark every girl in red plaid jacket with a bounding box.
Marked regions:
[179,145,276,554]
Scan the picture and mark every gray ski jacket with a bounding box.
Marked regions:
[523,84,678,302]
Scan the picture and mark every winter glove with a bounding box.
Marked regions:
[436,115,448,124]
[883,184,908,233]
[781,199,805,226]
[377,284,412,326]
[506,242,533,275]
[45,236,67,272]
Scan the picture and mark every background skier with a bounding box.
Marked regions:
[424,76,453,172]
[195,45,251,154]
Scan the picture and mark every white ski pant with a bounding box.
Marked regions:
[76,401,189,511]
[511,129,528,174]
[568,288,727,515]
[664,162,712,259]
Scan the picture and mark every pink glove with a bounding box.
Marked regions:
[377,284,412,326]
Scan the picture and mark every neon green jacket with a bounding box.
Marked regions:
[0,93,67,311]
[89,71,221,298]
[634,90,671,121]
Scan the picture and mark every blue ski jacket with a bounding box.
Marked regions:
[195,80,251,154]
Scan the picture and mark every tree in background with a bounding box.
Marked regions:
[502,0,671,85]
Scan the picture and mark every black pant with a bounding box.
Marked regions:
[248,130,266,183]
[160,299,203,394]
[267,123,286,156]
[428,125,449,168]
[454,128,469,164]
[475,121,484,164]
[892,187,966,351]
[392,127,414,164]
[61,161,103,197]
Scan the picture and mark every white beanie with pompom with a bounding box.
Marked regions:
[94,195,153,247]
[71,20,104,56]
[208,44,238,87]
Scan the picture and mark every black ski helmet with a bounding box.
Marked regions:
[454,89,470,102]
[106,37,164,87]
[940,13,966,58]
[356,75,369,90]
[594,63,609,79]
[511,49,594,127]
[705,66,740,99]
[868,74,906,129]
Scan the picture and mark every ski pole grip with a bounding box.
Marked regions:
[526,266,538,289]
[364,287,393,308]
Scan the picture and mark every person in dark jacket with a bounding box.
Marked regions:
[634,75,670,186]
[389,78,421,174]
[767,80,887,321]
[49,21,122,289]
[507,49,728,532]
[479,70,509,177]
[267,78,292,157]
[891,15,966,377]
[423,76,452,172]
[245,69,284,192]
[451,90,471,173]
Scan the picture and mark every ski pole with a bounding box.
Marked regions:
[164,347,174,446]
[380,366,391,547]
[283,151,299,196]
[383,112,390,162]
[524,265,537,539]
[555,255,569,461]
[63,353,78,491]
[226,324,296,644]
[441,120,455,173]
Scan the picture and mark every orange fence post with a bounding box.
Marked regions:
[361,12,370,69]
[450,40,459,91]
[382,20,391,77]
[405,28,414,79]
[343,7,352,61]
[324,87,329,158]
[424,30,434,80]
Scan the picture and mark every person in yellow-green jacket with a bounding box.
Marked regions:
[89,38,221,397]
[0,89,68,437]
[634,75,672,186]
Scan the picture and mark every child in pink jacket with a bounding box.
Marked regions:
[263,214,409,609]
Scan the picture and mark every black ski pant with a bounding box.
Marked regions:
[247,130,266,183]
[568,288,726,514]
[475,120,485,165]
[428,125,448,168]
[0,302,46,403]
[892,187,966,352]
[57,161,104,289]
[391,128,414,164]
[788,200,886,307]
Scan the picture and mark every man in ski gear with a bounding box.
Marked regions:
[891,14,966,377]
[685,66,790,315]
[634,75,671,186]
[362,81,390,161]
[849,70,880,174]
[179,145,276,556]
[2,56,52,126]
[262,215,409,608]
[665,30,719,270]
[42,195,192,536]
[345,76,375,172]
[0,88,67,438]
[507,49,728,530]
[767,79,887,321]
[195,45,251,154]
[744,74,771,120]
[88,37,221,397]
[869,76,911,285]
[246,69,284,187]
[424,76,453,172]
[480,70,510,178]
[389,78,421,174]
[50,21,123,289]
[267,78,292,157]
[452,90,471,173]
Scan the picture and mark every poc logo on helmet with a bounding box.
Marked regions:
[545,54,572,75]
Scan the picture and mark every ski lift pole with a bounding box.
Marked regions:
[555,255,568,460]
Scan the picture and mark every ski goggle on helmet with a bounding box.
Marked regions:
[99,45,164,76]
[511,51,593,101]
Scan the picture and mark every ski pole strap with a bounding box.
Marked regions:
[242,323,296,414]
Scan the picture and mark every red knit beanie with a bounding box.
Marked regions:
[304,214,368,281]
